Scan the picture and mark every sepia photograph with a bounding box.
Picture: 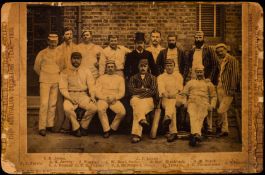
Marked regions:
[1,1,263,174]
[26,2,242,153]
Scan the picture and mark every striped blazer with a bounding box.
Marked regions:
[218,53,240,96]
[187,45,220,85]
[128,73,159,103]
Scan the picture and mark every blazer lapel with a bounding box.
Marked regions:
[220,55,230,74]
[177,47,181,65]
[190,47,195,62]
[202,46,207,62]
[164,48,168,59]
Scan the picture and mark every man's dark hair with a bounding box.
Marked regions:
[108,35,118,40]
[63,26,73,34]
[150,29,161,36]
[167,34,178,40]
[71,52,82,59]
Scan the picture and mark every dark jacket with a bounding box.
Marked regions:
[124,50,159,80]
[187,45,220,85]
[156,47,187,77]
[218,53,240,96]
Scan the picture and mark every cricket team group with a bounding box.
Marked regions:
[33,27,240,146]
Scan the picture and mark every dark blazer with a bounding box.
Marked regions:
[156,47,187,77]
[218,53,240,96]
[187,45,220,85]
[124,50,159,80]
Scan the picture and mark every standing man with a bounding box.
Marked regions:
[146,30,164,64]
[57,27,77,69]
[186,31,219,85]
[124,32,159,81]
[78,30,106,79]
[54,27,77,133]
[157,59,184,142]
[215,43,240,137]
[34,34,63,136]
[59,52,97,137]
[103,35,131,77]
[128,59,158,143]
[181,65,217,146]
[156,34,186,76]
[96,60,126,138]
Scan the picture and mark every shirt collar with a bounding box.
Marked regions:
[151,44,161,49]
[195,44,204,50]
[136,49,144,53]
[109,45,121,50]
[70,66,80,71]
[64,41,72,46]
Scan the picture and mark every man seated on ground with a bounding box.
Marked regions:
[181,65,217,146]
[128,59,159,143]
[157,59,184,142]
[59,52,97,137]
[96,59,126,138]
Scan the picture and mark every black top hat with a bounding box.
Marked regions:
[135,32,145,42]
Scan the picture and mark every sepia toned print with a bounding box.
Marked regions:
[1,2,263,174]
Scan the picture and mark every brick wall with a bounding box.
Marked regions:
[63,2,197,50]
[63,2,241,55]
[224,5,242,56]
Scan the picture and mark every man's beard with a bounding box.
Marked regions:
[196,75,204,80]
[65,37,72,43]
[107,70,114,75]
[140,69,147,74]
[168,43,176,49]
[110,44,117,50]
[195,40,204,48]
[137,46,143,51]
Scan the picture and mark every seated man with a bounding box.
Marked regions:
[157,59,184,142]
[59,52,97,137]
[128,59,158,143]
[181,65,217,146]
[96,59,126,138]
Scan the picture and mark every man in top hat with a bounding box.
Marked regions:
[215,43,240,137]
[59,51,97,137]
[34,33,63,136]
[78,29,106,79]
[146,30,165,63]
[103,35,131,77]
[181,65,217,146]
[186,30,219,85]
[96,59,126,138]
[124,32,159,80]
[157,59,184,142]
[156,34,186,77]
[128,59,158,143]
